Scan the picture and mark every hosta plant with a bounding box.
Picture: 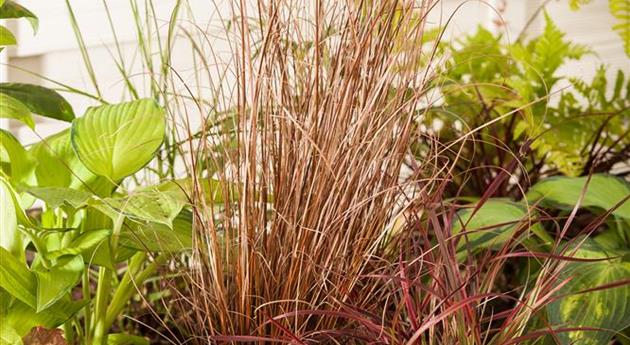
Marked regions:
[1,98,195,345]
[454,174,630,344]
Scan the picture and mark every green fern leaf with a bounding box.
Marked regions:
[533,12,589,83]
[609,0,630,56]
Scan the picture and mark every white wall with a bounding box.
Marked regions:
[2,0,628,143]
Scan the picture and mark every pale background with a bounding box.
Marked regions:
[1,0,628,144]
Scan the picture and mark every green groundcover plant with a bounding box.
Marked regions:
[0,94,198,344]
[0,4,194,345]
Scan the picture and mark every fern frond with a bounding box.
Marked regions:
[609,0,630,57]
[533,12,589,80]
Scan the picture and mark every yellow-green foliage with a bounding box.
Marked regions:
[425,13,629,177]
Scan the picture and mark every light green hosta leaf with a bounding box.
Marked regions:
[0,93,34,129]
[119,209,193,252]
[0,1,38,33]
[87,239,134,269]
[0,178,20,257]
[33,255,83,311]
[453,200,546,254]
[0,247,36,308]
[29,130,75,188]
[0,83,74,122]
[547,256,630,344]
[4,296,85,336]
[0,129,35,184]
[29,129,113,196]
[71,99,165,182]
[26,187,92,209]
[527,174,630,219]
[0,177,31,258]
[0,25,16,46]
[91,190,184,227]
[107,333,149,345]
[47,229,111,260]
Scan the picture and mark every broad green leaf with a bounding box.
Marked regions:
[4,296,84,336]
[0,178,20,257]
[0,25,15,46]
[87,239,134,269]
[0,247,36,308]
[0,177,29,258]
[26,187,92,209]
[453,200,547,254]
[107,334,149,345]
[0,93,34,129]
[527,174,630,219]
[29,129,113,196]
[33,255,83,311]
[71,99,165,182]
[0,129,35,184]
[29,130,75,188]
[47,229,111,260]
[594,227,627,251]
[547,256,630,344]
[119,209,193,252]
[0,323,22,345]
[0,1,38,33]
[91,190,184,227]
[0,83,74,122]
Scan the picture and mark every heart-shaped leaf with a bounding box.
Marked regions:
[33,255,83,312]
[0,93,34,128]
[0,83,74,122]
[29,129,112,196]
[0,129,35,184]
[71,99,165,182]
[527,174,630,219]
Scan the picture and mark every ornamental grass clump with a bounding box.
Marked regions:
[176,0,443,341]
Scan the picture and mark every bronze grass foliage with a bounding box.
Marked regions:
[169,1,610,343]
[176,0,440,340]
